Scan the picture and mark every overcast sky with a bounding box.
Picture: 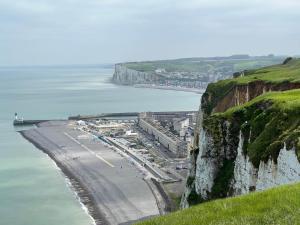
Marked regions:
[0,0,299,66]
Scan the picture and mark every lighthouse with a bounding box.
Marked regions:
[13,113,25,125]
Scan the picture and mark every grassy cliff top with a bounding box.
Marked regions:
[136,182,300,225]
[204,58,300,114]
[233,57,300,84]
[208,58,300,89]
[211,89,300,168]
[223,88,300,116]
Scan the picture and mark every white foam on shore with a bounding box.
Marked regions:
[64,176,97,225]
[47,155,97,225]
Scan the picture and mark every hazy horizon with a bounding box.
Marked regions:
[0,54,296,68]
[1,0,300,66]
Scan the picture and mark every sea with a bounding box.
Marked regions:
[0,65,201,225]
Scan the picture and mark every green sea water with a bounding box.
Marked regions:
[0,65,200,225]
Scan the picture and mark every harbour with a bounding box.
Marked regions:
[0,65,200,225]
[15,109,196,224]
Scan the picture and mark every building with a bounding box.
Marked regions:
[173,117,189,137]
[138,116,187,158]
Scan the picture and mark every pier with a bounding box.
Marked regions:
[13,119,50,126]
[68,112,139,120]
[68,111,196,120]
[13,111,197,126]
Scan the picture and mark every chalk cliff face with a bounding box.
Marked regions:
[112,64,161,85]
[181,59,300,208]
[182,123,300,208]
[232,134,300,195]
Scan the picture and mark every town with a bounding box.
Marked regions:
[18,110,197,223]
[75,111,197,209]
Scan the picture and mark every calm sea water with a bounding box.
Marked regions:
[0,66,200,225]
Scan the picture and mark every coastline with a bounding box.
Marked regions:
[19,130,108,225]
[133,84,205,94]
[19,121,160,225]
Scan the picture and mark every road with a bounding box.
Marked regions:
[21,121,159,225]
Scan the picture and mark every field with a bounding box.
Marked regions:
[124,55,284,74]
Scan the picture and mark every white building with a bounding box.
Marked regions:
[138,117,187,157]
[173,117,189,137]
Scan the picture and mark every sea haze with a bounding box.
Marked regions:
[0,65,200,225]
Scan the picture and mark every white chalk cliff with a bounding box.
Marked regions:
[112,64,160,85]
[182,122,300,208]
[181,59,300,208]
[233,133,300,195]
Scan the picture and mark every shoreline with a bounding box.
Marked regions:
[19,130,108,225]
[133,84,204,94]
[110,82,205,94]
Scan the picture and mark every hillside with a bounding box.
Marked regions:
[180,57,300,208]
[112,55,285,89]
[203,58,300,114]
[136,182,300,225]
[137,59,300,225]
[124,55,283,73]
[207,88,300,168]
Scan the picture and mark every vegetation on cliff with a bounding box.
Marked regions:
[124,55,283,73]
[217,89,300,167]
[136,182,300,225]
[138,58,300,224]
[203,58,300,114]
[185,58,300,205]
[198,88,300,196]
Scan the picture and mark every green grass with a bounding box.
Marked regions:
[168,192,182,210]
[241,58,300,83]
[136,182,300,225]
[125,61,220,73]
[124,56,283,73]
[136,59,300,225]
[202,61,300,167]
[232,59,290,72]
[204,58,300,115]
[223,88,300,116]
[218,58,300,85]
[213,89,300,167]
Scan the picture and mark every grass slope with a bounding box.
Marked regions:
[137,60,300,225]
[236,57,300,84]
[124,56,283,73]
[137,183,300,225]
[204,58,300,114]
[223,88,300,116]
[211,89,300,167]
[211,58,300,88]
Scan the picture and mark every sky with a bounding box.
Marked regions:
[0,0,299,66]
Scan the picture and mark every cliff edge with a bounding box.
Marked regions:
[181,58,300,207]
